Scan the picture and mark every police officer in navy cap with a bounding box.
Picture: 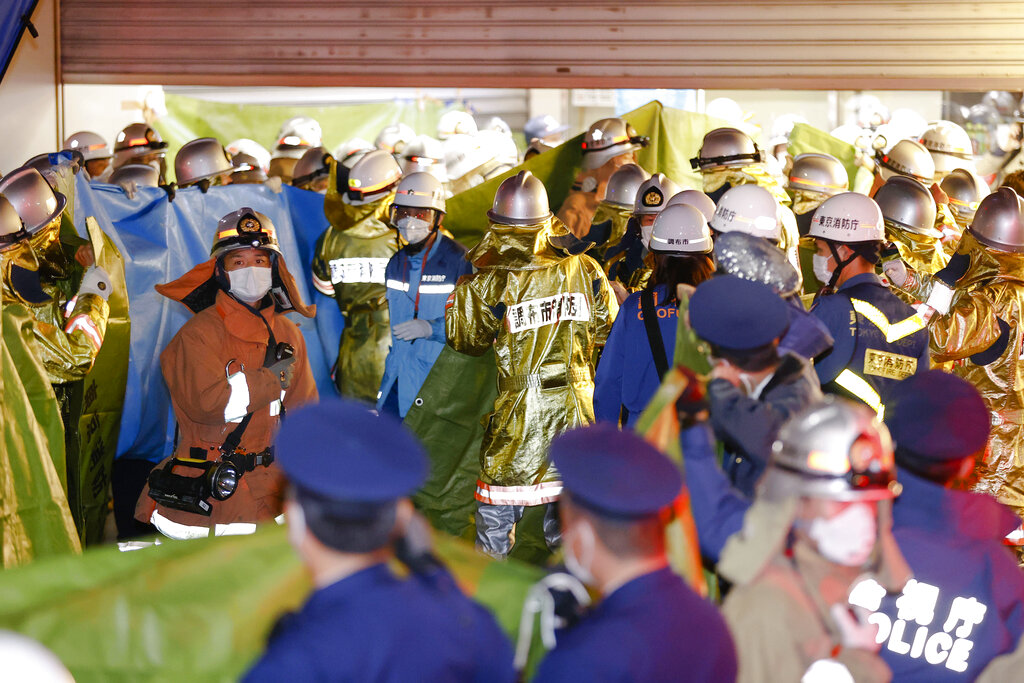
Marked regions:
[689,275,821,499]
[243,399,515,683]
[531,424,737,682]
[851,371,1024,681]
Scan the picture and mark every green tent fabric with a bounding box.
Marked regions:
[69,219,131,545]
[787,122,875,196]
[0,524,543,682]
[1,299,81,568]
[156,94,453,183]
[443,100,735,247]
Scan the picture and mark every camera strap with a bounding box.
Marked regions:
[220,301,280,457]
[641,288,670,380]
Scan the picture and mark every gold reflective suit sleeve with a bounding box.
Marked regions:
[445,273,502,357]
[34,292,109,384]
[587,260,618,346]
[930,288,1004,363]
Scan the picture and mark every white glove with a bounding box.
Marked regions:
[78,266,112,301]
[830,603,881,652]
[392,319,432,341]
[264,176,283,194]
[925,281,955,316]
[881,259,909,288]
[118,179,138,200]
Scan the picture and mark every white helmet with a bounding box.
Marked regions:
[174,138,233,187]
[709,184,782,241]
[401,135,447,183]
[875,139,935,185]
[344,149,402,204]
[666,189,716,222]
[443,133,492,184]
[808,192,886,243]
[649,204,713,254]
[375,123,416,155]
[274,116,322,159]
[437,110,477,140]
[634,174,682,216]
[524,114,568,143]
[225,139,270,173]
[603,163,650,210]
[485,116,512,137]
[477,129,520,179]
[919,120,974,178]
[63,131,111,161]
[769,114,808,149]
[333,138,375,167]
[0,631,74,683]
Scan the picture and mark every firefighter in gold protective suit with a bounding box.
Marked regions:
[312,150,402,399]
[446,171,618,559]
[0,167,111,384]
[557,118,648,238]
[923,188,1024,552]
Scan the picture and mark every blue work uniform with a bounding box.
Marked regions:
[593,284,678,426]
[243,562,515,682]
[533,566,738,682]
[378,234,472,417]
[873,470,1024,682]
[810,273,929,412]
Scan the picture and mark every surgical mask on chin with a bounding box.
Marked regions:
[228,265,273,304]
[808,502,877,567]
[564,520,596,586]
[812,253,834,285]
[396,216,432,245]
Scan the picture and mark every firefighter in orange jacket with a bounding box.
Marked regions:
[136,208,317,538]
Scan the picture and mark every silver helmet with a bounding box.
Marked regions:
[968,187,1024,253]
[690,127,762,171]
[229,153,269,184]
[0,166,67,235]
[759,397,899,503]
[109,163,160,189]
[787,153,849,197]
[0,194,27,248]
[174,138,233,187]
[873,175,940,238]
[648,204,713,254]
[581,118,648,170]
[63,131,111,162]
[344,149,402,204]
[391,172,446,213]
[211,208,281,259]
[487,170,551,226]
[940,168,989,227]
[602,163,650,209]
[666,189,717,222]
[633,174,682,216]
[875,139,935,185]
[291,146,332,189]
[112,123,168,168]
[375,123,416,155]
[401,135,447,183]
[274,116,322,159]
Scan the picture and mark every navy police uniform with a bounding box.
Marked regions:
[533,425,738,682]
[378,233,472,417]
[810,272,929,413]
[690,276,822,497]
[243,399,515,683]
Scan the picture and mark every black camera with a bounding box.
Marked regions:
[147,458,241,516]
[275,341,294,362]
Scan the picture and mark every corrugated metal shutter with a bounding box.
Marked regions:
[61,1,1024,90]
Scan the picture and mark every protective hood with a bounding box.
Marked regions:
[589,202,633,251]
[702,164,792,207]
[789,188,828,218]
[885,225,950,275]
[466,216,565,272]
[155,255,314,318]
[718,496,910,595]
[956,231,1024,288]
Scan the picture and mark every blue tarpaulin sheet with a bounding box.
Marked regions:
[0,0,36,83]
[72,177,341,462]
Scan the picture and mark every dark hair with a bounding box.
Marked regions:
[649,253,715,304]
[295,487,397,553]
[824,239,882,265]
[708,340,780,372]
[895,449,972,486]
[1001,170,1024,197]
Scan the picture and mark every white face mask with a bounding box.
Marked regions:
[808,502,878,567]
[812,253,834,285]
[396,216,432,245]
[564,519,596,585]
[228,265,273,304]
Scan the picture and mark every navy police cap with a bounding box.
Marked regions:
[689,274,790,350]
[551,424,682,518]
[275,398,428,503]
[884,370,990,462]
